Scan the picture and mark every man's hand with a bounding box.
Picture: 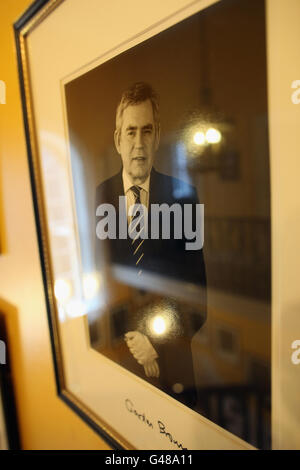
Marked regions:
[143,359,160,378]
[125,331,160,377]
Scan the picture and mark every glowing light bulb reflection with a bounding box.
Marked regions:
[172,383,184,394]
[193,131,206,146]
[65,299,85,318]
[151,316,167,335]
[83,273,100,299]
[54,279,72,303]
[206,128,221,144]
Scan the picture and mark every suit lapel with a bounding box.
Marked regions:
[148,168,164,239]
[110,170,124,208]
[149,168,161,206]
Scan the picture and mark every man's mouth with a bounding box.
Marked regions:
[133,157,146,161]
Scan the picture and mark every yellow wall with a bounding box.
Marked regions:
[0,0,110,450]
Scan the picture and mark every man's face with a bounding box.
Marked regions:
[115,99,160,183]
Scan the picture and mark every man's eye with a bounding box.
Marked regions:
[127,131,135,136]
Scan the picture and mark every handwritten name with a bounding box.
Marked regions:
[125,398,154,428]
[125,398,187,450]
[157,420,187,450]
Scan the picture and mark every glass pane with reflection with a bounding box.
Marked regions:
[64,0,270,449]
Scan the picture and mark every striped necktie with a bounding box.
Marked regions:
[129,185,145,275]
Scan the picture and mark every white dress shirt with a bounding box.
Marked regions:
[122,169,150,221]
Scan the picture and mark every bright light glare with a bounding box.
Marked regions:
[206,127,221,144]
[151,316,167,335]
[193,131,206,146]
[65,299,85,318]
[83,273,100,299]
[54,279,72,303]
[58,305,66,323]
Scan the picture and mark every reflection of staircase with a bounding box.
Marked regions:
[204,217,270,299]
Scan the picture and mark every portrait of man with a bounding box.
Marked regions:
[65,0,271,446]
[95,82,207,409]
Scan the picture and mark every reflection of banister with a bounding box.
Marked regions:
[110,216,270,301]
[197,384,270,449]
[111,263,206,306]
[204,217,270,300]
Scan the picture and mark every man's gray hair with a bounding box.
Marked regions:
[115,82,160,142]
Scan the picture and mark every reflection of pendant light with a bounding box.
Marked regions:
[193,127,222,146]
[181,14,236,176]
[151,315,167,335]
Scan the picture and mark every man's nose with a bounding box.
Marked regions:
[135,130,143,148]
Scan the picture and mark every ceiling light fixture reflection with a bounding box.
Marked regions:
[83,273,100,299]
[65,299,85,318]
[54,279,72,303]
[206,127,222,144]
[151,315,167,336]
[172,383,184,394]
[193,131,206,146]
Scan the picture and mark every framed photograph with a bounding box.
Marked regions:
[15,0,271,449]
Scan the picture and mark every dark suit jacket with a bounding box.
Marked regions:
[95,168,207,408]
